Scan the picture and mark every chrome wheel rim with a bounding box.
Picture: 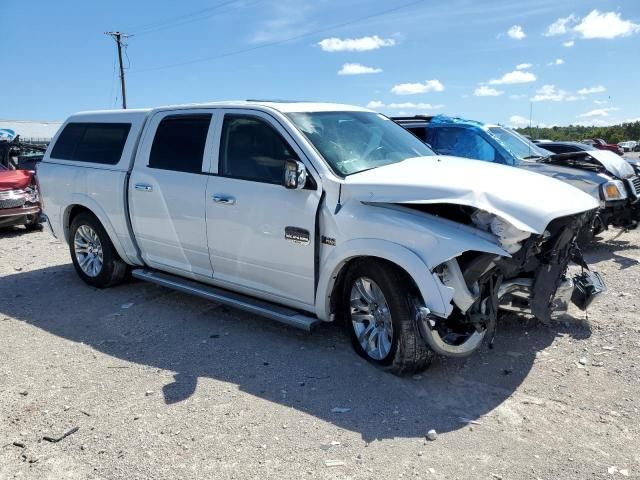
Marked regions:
[350,277,393,360]
[74,225,103,277]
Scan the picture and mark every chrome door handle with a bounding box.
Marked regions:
[135,183,153,192]
[212,194,236,205]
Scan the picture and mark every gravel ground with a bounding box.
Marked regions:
[1,226,639,479]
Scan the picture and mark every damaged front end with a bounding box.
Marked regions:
[415,208,606,357]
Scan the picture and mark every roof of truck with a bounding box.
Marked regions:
[69,101,370,120]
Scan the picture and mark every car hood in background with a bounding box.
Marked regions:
[0,170,33,191]
[548,149,635,179]
[343,155,599,234]
[517,161,604,199]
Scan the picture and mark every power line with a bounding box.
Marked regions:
[126,0,238,33]
[130,0,427,74]
[105,32,133,109]
[134,0,264,37]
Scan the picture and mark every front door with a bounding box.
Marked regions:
[205,110,321,306]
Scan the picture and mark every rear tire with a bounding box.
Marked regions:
[342,259,434,375]
[69,212,129,288]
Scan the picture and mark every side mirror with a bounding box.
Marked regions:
[284,159,308,190]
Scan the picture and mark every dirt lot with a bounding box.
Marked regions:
[1,225,639,480]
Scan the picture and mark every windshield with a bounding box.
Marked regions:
[286,111,434,176]
[487,127,552,161]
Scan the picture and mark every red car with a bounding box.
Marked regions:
[582,138,624,156]
[0,166,43,230]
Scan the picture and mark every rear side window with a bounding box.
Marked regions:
[149,114,212,173]
[51,123,131,164]
[426,126,499,163]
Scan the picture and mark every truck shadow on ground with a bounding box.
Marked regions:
[584,238,639,270]
[0,264,591,442]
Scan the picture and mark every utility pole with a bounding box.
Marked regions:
[105,31,132,109]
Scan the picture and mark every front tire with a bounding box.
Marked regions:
[342,259,434,375]
[69,212,128,288]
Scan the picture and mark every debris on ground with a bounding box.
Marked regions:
[324,459,346,467]
[426,429,438,441]
[42,426,79,443]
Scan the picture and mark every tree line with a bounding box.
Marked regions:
[515,121,640,144]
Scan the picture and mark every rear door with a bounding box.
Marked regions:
[129,109,219,277]
[204,109,321,306]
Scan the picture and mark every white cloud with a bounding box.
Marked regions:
[507,25,526,40]
[547,58,565,66]
[509,94,527,100]
[391,79,444,95]
[474,85,504,97]
[576,118,617,127]
[337,63,382,75]
[516,63,532,70]
[578,85,606,95]
[488,70,536,85]
[563,40,575,47]
[387,102,444,109]
[509,115,531,128]
[544,14,578,36]
[318,35,395,52]
[366,101,444,110]
[593,99,609,105]
[577,107,619,118]
[574,10,640,39]
[531,84,580,102]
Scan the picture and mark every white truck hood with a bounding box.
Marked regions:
[583,149,635,179]
[343,156,599,234]
[547,149,635,179]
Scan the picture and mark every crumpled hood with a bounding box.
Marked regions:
[343,156,599,234]
[0,170,33,191]
[548,149,635,179]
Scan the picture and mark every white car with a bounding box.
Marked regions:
[38,101,603,374]
[619,141,638,152]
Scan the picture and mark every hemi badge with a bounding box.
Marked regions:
[321,236,336,246]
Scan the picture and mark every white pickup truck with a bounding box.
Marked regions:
[39,101,605,374]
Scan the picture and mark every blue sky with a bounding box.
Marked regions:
[1,0,639,127]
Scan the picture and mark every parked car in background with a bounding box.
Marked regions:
[618,141,637,152]
[582,138,624,156]
[393,115,640,238]
[634,141,640,152]
[38,101,605,373]
[0,164,43,230]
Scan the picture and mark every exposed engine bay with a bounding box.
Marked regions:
[408,204,606,357]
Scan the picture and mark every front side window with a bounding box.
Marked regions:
[219,115,298,184]
[149,114,212,173]
[51,123,131,164]
[286,111,433,176]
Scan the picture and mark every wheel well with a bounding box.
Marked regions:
[64,205,93,240]
[329,256,422,323]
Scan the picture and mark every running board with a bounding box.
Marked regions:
[131,269,320,332]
